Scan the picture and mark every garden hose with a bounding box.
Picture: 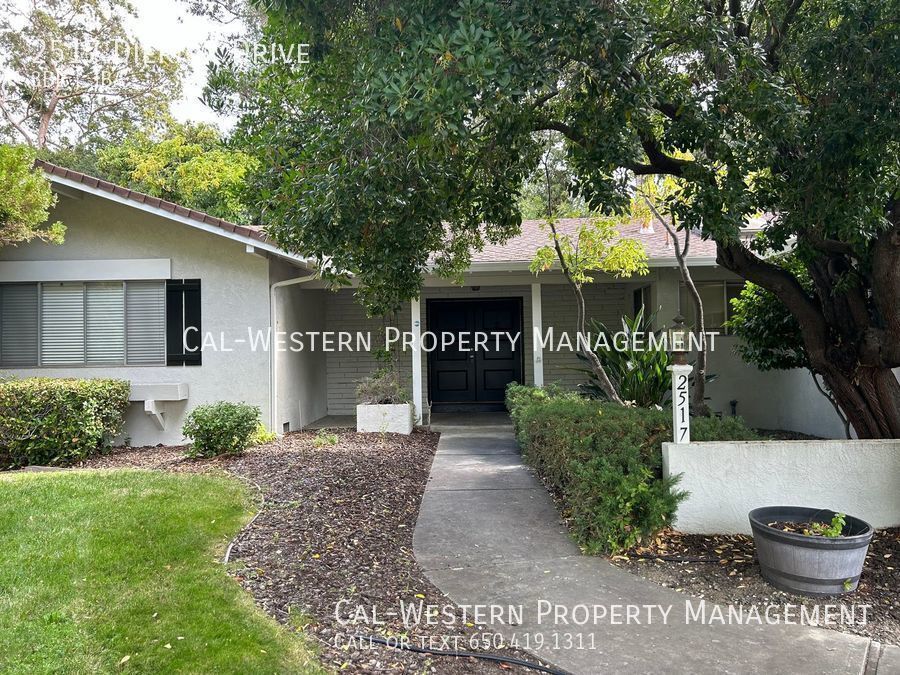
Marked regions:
[356,633,571,675]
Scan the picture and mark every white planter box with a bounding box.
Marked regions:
[356,403,414,435]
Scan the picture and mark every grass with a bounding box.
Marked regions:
[0,469,322,674]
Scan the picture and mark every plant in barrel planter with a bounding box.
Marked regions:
[748,506,874,596]
[356,349,414,434]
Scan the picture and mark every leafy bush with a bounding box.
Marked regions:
[0,378,130,468]
[248,423,277,446]
[580,309,672,407]
[506,384,758,553]
[182,402,261,458]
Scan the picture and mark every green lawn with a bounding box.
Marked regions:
[0,469,322,674]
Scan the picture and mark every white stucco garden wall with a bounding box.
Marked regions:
[0,193,278,445]
[664,440,900,534]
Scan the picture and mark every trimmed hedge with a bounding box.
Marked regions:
[506,383,758,553]
[0,378,130,468]
[182,401,261,458]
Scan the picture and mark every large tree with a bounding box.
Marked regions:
[0,0,185,149]
[232,0,900,437]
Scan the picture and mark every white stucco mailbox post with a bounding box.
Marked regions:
[667,315,692,444]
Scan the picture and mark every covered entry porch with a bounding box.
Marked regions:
[271,267,650,431]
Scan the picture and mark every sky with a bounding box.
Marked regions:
[124,0,243,130]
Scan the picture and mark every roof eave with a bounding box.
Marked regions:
[461,256,719,273]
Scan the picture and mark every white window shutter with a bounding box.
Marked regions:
[126,281,166,365]
[0,284,39,366]
[41,283,85,365]
[86,282,125,365]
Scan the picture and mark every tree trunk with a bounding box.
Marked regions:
[815,364,900,438]
[644,198,711,416]
[569,279,625,405]
[716,239,900,439]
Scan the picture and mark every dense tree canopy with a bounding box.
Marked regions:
[96,121,258,224]
[0,144,64,248]
[228,0,900,436]
[0,0,185,149]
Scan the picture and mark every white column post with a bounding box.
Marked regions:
[531,283,544,387]
[411,297,423,423]
[668,363,693,443]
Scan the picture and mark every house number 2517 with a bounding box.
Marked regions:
[670,367,691,444]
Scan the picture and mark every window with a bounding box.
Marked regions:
[678,281,745,334]
[0,284,38,366]
[0,281,170,367]
[632,285,652,321]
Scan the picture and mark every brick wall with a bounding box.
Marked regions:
[324,282,630,415]
[540,283,632,389]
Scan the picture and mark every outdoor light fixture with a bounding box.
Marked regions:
[667,314,689,365]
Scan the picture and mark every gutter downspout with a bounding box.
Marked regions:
[269,272,318,434]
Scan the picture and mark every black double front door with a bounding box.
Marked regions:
[427,298,524,411]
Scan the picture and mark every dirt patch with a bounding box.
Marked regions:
[611,527,899,646]
[82,431,555,673]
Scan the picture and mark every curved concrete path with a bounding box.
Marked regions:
[414,414,896,675]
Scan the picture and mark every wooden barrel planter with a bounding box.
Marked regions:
[748,506,874,597]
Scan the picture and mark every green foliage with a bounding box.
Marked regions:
[0,145,65,247]
[0,0,185,149]
[182,401,261,458]
[506,384,758,553]
[248,422,277,446]
[96,121,258,224]
[806,513,846,538]
[0,471,322,672]
[530,215,649,285]
[0,378,129,468]
[518,136,590,220]
[228,0,900,436]
[579,309,671,407]
[312,430,339,447]
[727,256,810,371]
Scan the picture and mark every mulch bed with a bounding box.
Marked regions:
[79,431,555,674]
[610,527,900,646]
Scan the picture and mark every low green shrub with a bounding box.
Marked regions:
[248,422,277,446]
[506,384,758,553]
[312,430,339,447]
[182,402,261,458]
[0,377,130,468]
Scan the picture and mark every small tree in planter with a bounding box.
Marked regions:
[356,349,414,434]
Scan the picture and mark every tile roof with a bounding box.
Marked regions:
[470,217,719,263]
[38,161,719,265]
[36,160,271,245]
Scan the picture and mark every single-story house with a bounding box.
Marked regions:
[0,161,848,445]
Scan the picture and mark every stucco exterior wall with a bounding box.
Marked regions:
[270,260,328,432]
[0,193,275,446]
[664,440,900,533]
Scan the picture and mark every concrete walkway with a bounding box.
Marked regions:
[414,413,897,675]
